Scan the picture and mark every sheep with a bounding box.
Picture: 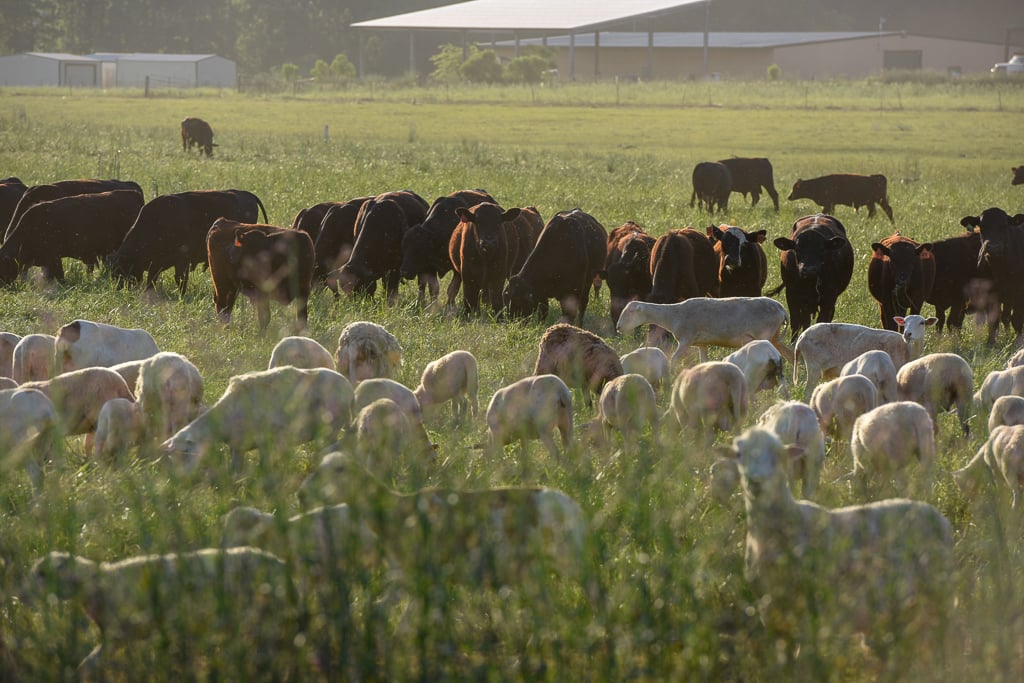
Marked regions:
[0,387,59,491]
[355,398,435,471]
[334,321,403,384]
[725,427,953,666]
[756,400,826,498]
[1007,347,1024,369]
[54,319,159,373]
[953,424,1024,508]
[670,361,748,446]
[533,323,623,409]
[11,333,56,383]
[0,331,20,378]
[485,374,574,461]
[160,366,353,472]
[134,351,204,443]
[619,346,670,392]
[809,374,878,444]
[22,367,135,438]
[840,349,898,403]
[25,547,302,679]
[616,297,792,366]
[974,365,1024,413]
[896,352,973,436]
[108,358,146,392]
[793,315,936,395]
[588,373,659,453]
[413,349,479,420]
[850,401,936,496]
[351,377,433,454]
[93,397,144,461]
[988,395,1024,433]
[723,339,789,399]
[268,335,336,371]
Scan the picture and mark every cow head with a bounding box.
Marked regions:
[456,203,520,256]
[961,208,1022,269]
[773,231,846,280]
[787,179,805,201]
[503,274,535,319]
[708,225,767,273]
[871,239,933,287]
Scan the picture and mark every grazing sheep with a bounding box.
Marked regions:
[1007,348,1024,369]
[268,335,336,371]
[723,339,789,399]
[840,349,899,403]
[975,365,1024,413]
[352,377,433,453]
[355,397,434,469]
[988,395,1024,433]
[135,352,204,442]
[619,346,670,392]
[757,400,826,498]
[160,366,353,472]
[413,349,479,420]
[334,321,402,384]
[793,315,936,395]
[93,398,144,461]
[809,374,878,444]
[850,401,936,496]
[11,333,56,383]
[590,373,659,453]
[896,352,973,436]
[726,427,953,666]
[22,367,134,437]
[26,548,302,679]
[670,361,748,446]
[534,323,623,408]
[485,374,574,461]
[0,331,20,378]
[616,297,792,365]
[54,319,159,373]
[108,358,146,393]
[0,387,59,491]
[954,424,1024,508]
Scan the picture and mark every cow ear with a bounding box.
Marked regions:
[750,229,767,244]
[916,242,933,254]
[455,207,473,223]
[871,242,890,256]
[1012,214,1024,226]
[827,236,847,250]
[233,228,246,248]
[773,237,796,251]
[501,207,521,222]
[960,216,980,229]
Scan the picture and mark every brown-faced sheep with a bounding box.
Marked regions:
[413,349,479,420]
[534,323,622,409]
[334,321,402,384]
[896,352,973,436]
[670,361,748,446]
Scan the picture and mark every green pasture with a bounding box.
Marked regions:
[0,81,1022,680]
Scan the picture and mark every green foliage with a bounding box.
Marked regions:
[429,43,470,84]
[330,53,356,84]
[309,58,331,82]
[505,52,556,84]
[460,48,503,84]
[279,62,299,83]
[766,63,782,81]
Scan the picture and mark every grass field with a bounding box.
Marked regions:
[1,80,1023,681]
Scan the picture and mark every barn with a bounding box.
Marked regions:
[86,53,237,88]
[0,53,100,87]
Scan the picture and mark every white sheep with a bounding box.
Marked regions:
[160,366,353,472]
[0,387,59,491]
[93,397,144,461]
[355,397,435,469]
[134,351,205,442]
[975,365,1024,413]
[850,401,936,496]
[0,331,20,378]
[22,367,135,438]
[589,373,659,453]
[54,319,159,373]
[954,424,1024,508]
[793,315,936,395]
[413,349,479,420]
[352,377,433,453]
[896,352,973,436]
[616,297,792,365]
[723,339,789,399]
[726,427,953,662]
[1007,348,1024,369]
[108,358,146,392]
[840,349,898,403]
[757,400,826,498]
[268,335,336,371]
[334,321,403,384]
[12,333,56,383]
[988,395,1024,433]
[670,361,748,446]
[485,374,574,461]
[26,548,302,679]
[809,374,878,444]
[619,346,670,392]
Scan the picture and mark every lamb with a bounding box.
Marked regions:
[25,548,302,679]
[850,401,936,496]
[616,297,792,366]
[723,339,789,399]
[974,365,1024,413]
[134,351,204,442]
[21,367,135,437]
[533,323,623,408]
[896,352,973,436]
[756,400,826,498]
[809,374,878,444]
[0,387,59,491]
[352,377,433,453]
[0,331,20,377]
[334,321,403,384]
[268,335,336,371]
[988,395,1024,433]
[793,315,936,395]
[589,373,659,453]
[953,424,1024,508]
[160,366,353,472]
[485,374,574,461]
[355,397,435,470]
[670,361,748,446]
[54,319,159,373]
[726,427,953,666]
[11,333,55,383]
[839,349,898,403]
[413,349,479,420]
[93,397,144,461]
[619,346,670,392]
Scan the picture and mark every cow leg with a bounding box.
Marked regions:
[822,203,834,215]
[767,187,780,211]
[384,272,401,307]
[445,273,462,313]
[462,277,481,317]
[866,202,877,218]
[255,299,271,333]
[295,296,309,332]
[43,258,65,283]
[750,189,761,207]
[880,199,895,223]
[173,265,190,297]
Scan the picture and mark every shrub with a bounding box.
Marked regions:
[505,54,556,84]
[461,49,503,84]
[330,54,356,84]
[766,63,782,82]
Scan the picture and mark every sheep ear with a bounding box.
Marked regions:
[925,317,938,326]
[785,444,806,460]
[893,316,906,327]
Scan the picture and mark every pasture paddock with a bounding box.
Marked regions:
[1,82,1022,680]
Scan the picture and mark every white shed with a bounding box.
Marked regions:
[0,52,100,87]
[86,53,236,88]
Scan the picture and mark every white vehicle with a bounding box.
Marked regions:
[992,54,1024,76]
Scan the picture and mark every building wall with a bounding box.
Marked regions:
[523,45,775,81]
[116,60,198,87]
[0,55,60,86]
[196,57,237,88]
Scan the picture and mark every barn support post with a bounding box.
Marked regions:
[358,32,365,81]
[569,32,576,81]
[462,31,468,61]
[594,31,600,80]
[647,30,654,80]
[409,32,415,76]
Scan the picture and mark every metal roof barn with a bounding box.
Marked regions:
[85,53,237,89]
[0,53,100,87]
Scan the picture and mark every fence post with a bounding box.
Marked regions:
[145,76,150,97]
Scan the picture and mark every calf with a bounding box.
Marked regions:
[788,173,894,222]
[868,233,936,331]
[962,208,1024,345]
[180,116,216,156]
[706,224,768,297]
[600,223,655,326]
[718,157,780,210]
[690,161,731,212]
[55,320,159,373]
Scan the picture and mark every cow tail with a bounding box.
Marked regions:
[766,282,785,297]
[255,196,268,223]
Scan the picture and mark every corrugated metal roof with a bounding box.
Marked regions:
[494,31,901,48]
[352,0,708,32]
[86,53,218,62]
[26,52,98,62]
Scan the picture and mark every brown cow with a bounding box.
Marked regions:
[868,233,936,332]
[706,224,768,297]
[718,157,780,210]
[600,222,655,326]
[6,178,143,240]
[788,173,894,222]
[0,177,26,236]
[647,228,720,304]
[181,117,216,157]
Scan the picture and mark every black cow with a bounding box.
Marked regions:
[6,179,143,240]
[788,173,894,222]
[962,208,1024,344]
[312,196,373,283]
[719,157,780,210]
[770,214,855,340]
[867,233,936,331]
[290,201,348,244]
[925,230,999,338]
[690,162,731,213]
[1013,166,1023,185]
[181,117,216,157]
[0,177,26,234]
[109,189,266,295]
[706,224,768,297]
[600,222,655,326]
[503,209,606,324]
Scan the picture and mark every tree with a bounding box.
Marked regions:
[460,48,502,84]
[280,63,299,82]
[505,52,556,84]
[429,43,468,84]
[330,54,356,84]
[310,59,332,82]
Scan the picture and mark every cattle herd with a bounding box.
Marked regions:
[2,138,1024,677]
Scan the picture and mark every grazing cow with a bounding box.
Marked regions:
[690,161,732,213]
[109,189,267,295]
[868,233,936,331]
[0,190,144,285]
[600,222,655,326]
[647,228,720,304]
[290,201,346,244]
[1012,166,1023,186]
[312,196,372,283]
[180,117,216,156]
[206,219,315,332]
[503,208,607,324]
[925,229,997,336]
[719,157,780,210]
[788,173,894,222]
[770,214,855,340]
[0,177,26,233]
[962,208,1024,345]
[706,224,768,297]
[400,189,494,305]
[447,203,543,315]
[6,179,143,240]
